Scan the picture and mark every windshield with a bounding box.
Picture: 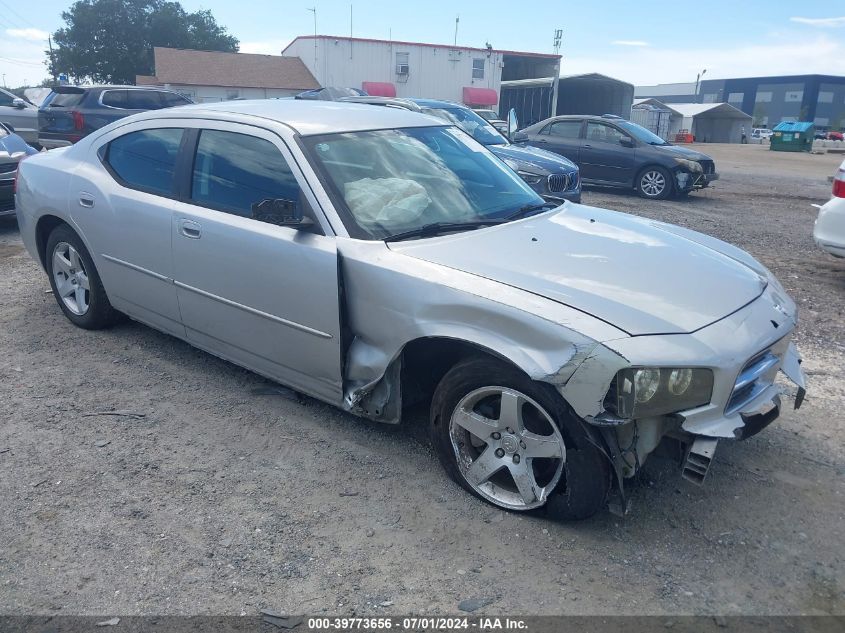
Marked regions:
[422,106,508,146]
[303,126,544,240]
[615,120,670,145]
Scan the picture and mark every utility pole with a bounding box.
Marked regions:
[553,29,563,55]
[307,7,317,72]
[454,15,459,46]
[694,68,707,100]
[48,35,57,82]
[1,74,5,88]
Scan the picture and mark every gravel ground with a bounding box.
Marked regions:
[0,143,843,617]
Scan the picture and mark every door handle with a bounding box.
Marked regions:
[583,144,593,149]
[179,219,202,239]
[78,193,95,208]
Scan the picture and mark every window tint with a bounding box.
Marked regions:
[191,129,302,225]
[46,91,85,107]
[101,90,128,108]
[585,122,625,144]
[161,91,190,107]
[106,128,183,195]
[0,90,12,106]
[125,90,164,110]
[546,120,581,139]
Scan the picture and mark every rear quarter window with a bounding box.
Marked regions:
[104,128,184,195]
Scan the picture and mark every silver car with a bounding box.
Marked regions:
[15,100,806,519]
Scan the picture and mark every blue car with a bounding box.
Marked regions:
[340,96,582,203]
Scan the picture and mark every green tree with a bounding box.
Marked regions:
[49,0,238,84]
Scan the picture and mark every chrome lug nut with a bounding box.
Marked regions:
[513,454,520,464]
[492,432,501,440]
[519,440,526,449]
[495,448,505,458]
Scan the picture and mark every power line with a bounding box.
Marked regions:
[0,0,39,30]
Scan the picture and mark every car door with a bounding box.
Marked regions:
[0,89,37,143]
[529,120,583,163]
[70,123,186,337]
[580,122,635,184]
[170,123,343,403]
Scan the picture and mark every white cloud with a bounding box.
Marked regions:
[563,35,845,86]
[789,16,845,27]
[612,40,649,47]
[6,28,49,41]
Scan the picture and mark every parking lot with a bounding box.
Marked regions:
[1,143,843,616]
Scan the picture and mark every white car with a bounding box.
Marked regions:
[813,159,845,257]
[750,128,772,143]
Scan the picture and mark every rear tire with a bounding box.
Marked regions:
[637,166,673,199]
[430,356,611,520]
[45,224,122,330]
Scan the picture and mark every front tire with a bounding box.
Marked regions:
[430,357,611,520]
[637,166,673,199]
[45,224,122,330]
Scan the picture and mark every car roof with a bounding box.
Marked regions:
[409,98,464,110]
[136,99,446,136]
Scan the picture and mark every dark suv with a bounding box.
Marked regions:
[519,114,718,199]
[39,86,192,149]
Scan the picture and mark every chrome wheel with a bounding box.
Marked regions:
[640,170,667,197]
[52,242,90,316]
[449,386,566,510]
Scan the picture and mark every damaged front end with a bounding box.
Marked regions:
[558,282,807,514]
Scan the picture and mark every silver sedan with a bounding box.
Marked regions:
[15,100,806,519]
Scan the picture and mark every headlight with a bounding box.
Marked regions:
[674,158,702,172]
[605,367,713,419]
[517,170,544,185]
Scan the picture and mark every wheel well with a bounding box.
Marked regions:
[398,337,526,411]
[34,215,68,269]
[635,164,673,191]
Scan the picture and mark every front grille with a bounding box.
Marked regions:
[699,160,715,175]
[547,173,570,192]
[0,198,14,212]
[725,349,779,415]
[0,163,16,175]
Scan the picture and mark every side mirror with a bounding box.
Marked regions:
[511,130,529,143]
[251,198,303,226]
[620,136,634,147]
[507,108,519,141]
[11,98,26,109]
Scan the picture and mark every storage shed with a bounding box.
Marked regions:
[556,73,634,119]
[631,98,675,140]
[668,103,752,143]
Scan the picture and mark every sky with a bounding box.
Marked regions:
[2,0,845,88]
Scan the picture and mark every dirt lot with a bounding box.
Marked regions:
[1,143,843,617]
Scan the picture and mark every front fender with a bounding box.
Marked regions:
[336,238,626,420]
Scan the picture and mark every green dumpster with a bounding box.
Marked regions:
[770,121,814,152]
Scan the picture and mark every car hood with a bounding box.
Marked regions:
[489,143,578,174]
[0,132,35,160]
[651,144,713,162]
[388,204,767,336]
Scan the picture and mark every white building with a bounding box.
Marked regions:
[282,35,560,112]
[136,47,320,103]
[632,98,752,143]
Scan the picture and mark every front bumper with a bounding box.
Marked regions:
[0,181,14,216]
[677,170,719,192]
[559,280,806,441]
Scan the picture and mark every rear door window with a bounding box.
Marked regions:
[546,120,582,139]
[104,128,184,195]
[190,129,303,225]
[125,90,165,110]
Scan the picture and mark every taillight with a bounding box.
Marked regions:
[834,168,845,198]
[13,155,30,194]
[71,110,85,131]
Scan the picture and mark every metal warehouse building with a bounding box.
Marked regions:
[282,35,560,115]
[636,74,845,132]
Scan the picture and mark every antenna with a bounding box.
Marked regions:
[454,15,459,46]
[553,29,563,55]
